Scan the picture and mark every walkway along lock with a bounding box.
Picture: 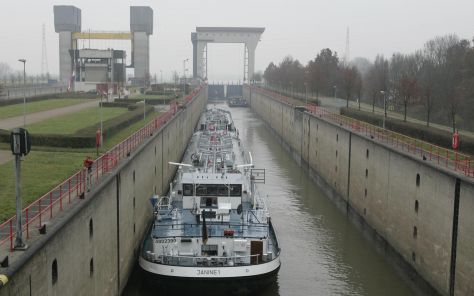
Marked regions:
[10,128,31,250]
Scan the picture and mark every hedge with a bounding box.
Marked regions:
[115,98,175,105]
[101,102,132,108]
[340,108,474,155]
[0,105,155,148]
[0,129,95,148]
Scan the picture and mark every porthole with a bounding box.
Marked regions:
[415,200,419,213]
[365,169,368,178]
[413,226,418,238]
[416,174,420,186]
[366,149,369,159]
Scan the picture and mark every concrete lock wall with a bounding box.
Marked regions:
[0,89,207,296]
[244,86,474,296]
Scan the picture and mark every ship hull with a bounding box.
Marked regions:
[139,255,280,279]
[139,256,280,294]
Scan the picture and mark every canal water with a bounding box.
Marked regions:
[123,103,420,296]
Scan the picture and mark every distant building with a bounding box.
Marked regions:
[70,49,126,94]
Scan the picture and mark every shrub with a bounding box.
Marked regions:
[115,98,174,105]
[0,129,95,148]
[101,102,131,108]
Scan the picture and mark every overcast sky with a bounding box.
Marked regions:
[1,0,473,82]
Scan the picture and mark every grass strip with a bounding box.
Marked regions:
[0,98,92,119]
[26,107,127,135]
[0,151,89,222]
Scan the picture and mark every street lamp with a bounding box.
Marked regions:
[183,59,189,100]
[18,59,26,127]
[304,82,308,106]
[380,90,386,129]
[99,95,103,147]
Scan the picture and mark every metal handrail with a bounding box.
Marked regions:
[250,86,474,178]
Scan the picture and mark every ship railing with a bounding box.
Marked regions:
[143,252,267,267]
[152,222,270,238]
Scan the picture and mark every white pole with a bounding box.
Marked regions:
[23,62,26,127]
[380,90,386,129]
[18,59,26,127]
[100,96,103,146]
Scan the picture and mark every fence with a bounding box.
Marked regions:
[252,86,474,178]
[0,86,203,252]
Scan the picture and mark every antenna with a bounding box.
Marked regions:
[344,27,350,65]
[41,23,49,76]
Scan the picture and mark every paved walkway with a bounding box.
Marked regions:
[0,100,99,130]
[0,150,13,165]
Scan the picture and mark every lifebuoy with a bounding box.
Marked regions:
[452,132,459,150]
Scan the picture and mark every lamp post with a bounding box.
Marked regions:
[183,59,189,100]
[160,70,163,96]
[380,90,386,129]
[18,59,26,127]
[304,82,308,106]
[99,95,103,147]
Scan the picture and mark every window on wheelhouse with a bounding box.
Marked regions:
[201,196,218,208]
[183,184,193,196]
[195,184,242,197]
[230,184,242,196]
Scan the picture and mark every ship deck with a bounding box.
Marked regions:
[151,201,269,239]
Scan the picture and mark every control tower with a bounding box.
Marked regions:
[54,5,153,87]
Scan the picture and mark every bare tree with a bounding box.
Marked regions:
[440,39,469,132]
[342,65,359,108]
[418,58,436,126]
[366,55,389,112]
[354,70,363,110]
